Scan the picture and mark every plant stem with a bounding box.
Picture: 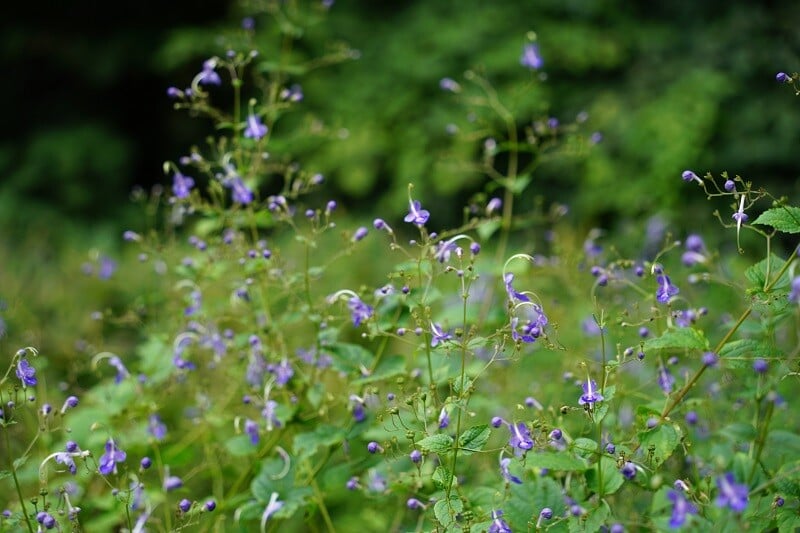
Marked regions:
[311,478,336,533]
[3,428,35,533]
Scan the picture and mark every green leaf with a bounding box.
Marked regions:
[719,339,782,369]
[292,424,346,462]
[505,477,566,530]
[433,496,463,529]
[643,327,708,351]
[477,220,501,241]
[777,506,800,532]
[572,438,599,459]
[585,457,625,495]
[526,452,589,472]
[570,500,611,532]
[250,456,312,519]
[352,355,406,386]
[417,433,454,454]
[637,424,680,467]
[458,425,491,456]
[752,206,800,234]
[328,342,374,375]
[225,434,256,457]
[774,461,800,497]
[0,470,11,480]
[432,466,454,490]
[745,254,790,290]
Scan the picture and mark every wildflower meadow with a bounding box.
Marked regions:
[2,4,800,532]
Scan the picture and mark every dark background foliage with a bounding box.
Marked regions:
[2,0,799,239]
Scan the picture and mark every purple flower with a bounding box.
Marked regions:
[753,358,769,374]
[430,322,453,347]
[681,170,702,184]
[715,472,749,512]
[788,276,800,304]
[434,240,457,263]
[352,227,368,242]
[198,59,221,86]
[245,418,259,444]
[658,363,675,394]
[489,509,512,533]
[270,358,294,386]
[347,296,373,326]
[98,438,126,475]
[407,497,425,509]
[228,177,254,205]
[486,197,502,215]
[702,351,718,367]
[261,400,281,431]
[16,358,37,387]
[179,498,191,513]
[620,461,636,480]
[439,77,461,92]
[404,199,430,227]
[437,407,450,429]
[350,395,366,423]
[776,72,790,83]
[578,378,604,406]
[244,114,268,140]
[98,256,117,280]
[504,273,530,302]
[55,452,77,475]
[108,356,129,383]
[656,274,679,303]
[732,194,748,235]
[148,414,167,441]
[172,172,194,199]
[164,474,183,492]
[500,457,522,484]
[508,422,534,451]
[520,43,544,70]
[667,489,697,528]
[205,500,216,512]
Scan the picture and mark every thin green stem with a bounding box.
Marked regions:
[3,428,35,533]
[748,398,774,484]
[311,479,336,533]
[446,277,471,501]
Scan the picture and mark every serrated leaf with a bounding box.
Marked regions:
[433,496,463,529]
[752,206,800,234]
[637,424,680,466]
[745,254,790,291]
[417,433,453,454]
[774,461,800,497]
[719,339,782,369]
[777,506,800,532]
[432,466,454,490]
[292,424,345,462]
[458,425,490,456]
[643,328,708,351]
[526,452,589,471]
